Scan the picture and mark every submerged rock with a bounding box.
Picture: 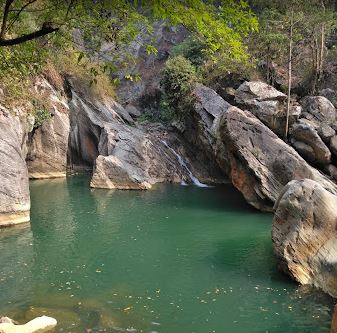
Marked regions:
[0,316,57,333]
[235,81,301,136]
[217,107,337,211]
[272,179,337,298]
[0,109,30,227]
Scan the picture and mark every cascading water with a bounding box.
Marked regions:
[161,140,208,187]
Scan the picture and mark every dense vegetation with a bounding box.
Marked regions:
[1,0,337,122]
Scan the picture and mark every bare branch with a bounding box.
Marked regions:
[6,0,38,32]
[0,0,15,39]
[0,22,59,46]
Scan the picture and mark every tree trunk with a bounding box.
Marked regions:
[285,9,294,139]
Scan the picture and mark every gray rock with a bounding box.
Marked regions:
[27,80,70,179]
[272,179,337,298]
[216,107,337,211]
[330,136,337,157]
[301,96,336,126]
[318,123,335,143]
[125,104,141,117]
[319,88,337,108]
[325,164,337,181]
[289,121,331,165]
[235,81,301,136]
[182,84,230,181]
[67,82,124,170]
[91,125,185,189]
[0,110,30,226]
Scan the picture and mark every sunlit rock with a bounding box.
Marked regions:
[273,179,337,297]
[0,315,57,333]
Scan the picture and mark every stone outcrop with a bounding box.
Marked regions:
[289,121,331,166]
[26,79,70,179]
[90,124,185,189]
[319,88,337,109]
[272,179,337,298]
[217,106,337,211]
[0,109,30,227]
[181,84,230,181]
[66,80,201,189]
[113,22,188,107]
[67,81,128,170]
[301,96,336,128]
[0,315,57,333]
[235,81,301,136]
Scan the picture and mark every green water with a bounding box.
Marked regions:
[0,176,333,332]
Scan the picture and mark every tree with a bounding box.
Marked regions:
[0,0,258,58]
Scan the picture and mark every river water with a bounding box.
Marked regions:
[0,176,333,332]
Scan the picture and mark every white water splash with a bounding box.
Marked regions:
[161,140,208,188]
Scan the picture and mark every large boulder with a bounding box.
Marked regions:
[26,79,70,179]
[67,78,130,170]
[289,121,331,165]
[0,109,30,226]
[272,179,337,297]
[217,107,337,211]
[235,81,301,136]
[301,96,336,128]
[181,84,230,181]
[319,88,337,108]
[90,125,185,189]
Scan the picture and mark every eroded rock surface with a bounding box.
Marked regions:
[272,179,337,297]
[217,107,337,211]
[235,81,301,136]
[289,121,331,165]
[301,96,336,128]
[90,124,186,189]
[182,84,230,181]
[27,79,70,179]
[0,109,30,226]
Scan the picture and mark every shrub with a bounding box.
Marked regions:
[171,36,207,66]
[160,56,199,121]
[31,99,52,128]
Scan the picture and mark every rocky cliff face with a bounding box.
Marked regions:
[67,78,204,189]
[0,109,30,227]
[26,79,70,179]
[216,106,337,212]
[272,179,337,298]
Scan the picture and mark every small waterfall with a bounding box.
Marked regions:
[161,140,208,187]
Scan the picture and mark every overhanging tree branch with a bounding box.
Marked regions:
[0,23,59,46]
[0,0,15,39]
[6,0,38,33]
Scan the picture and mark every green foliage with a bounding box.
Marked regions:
[160,56,199,121]
[171,35,208,66]
[31,102,52,128]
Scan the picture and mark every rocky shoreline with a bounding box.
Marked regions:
[2,74,337,315]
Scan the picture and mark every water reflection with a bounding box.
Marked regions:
[0,175,333,333]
